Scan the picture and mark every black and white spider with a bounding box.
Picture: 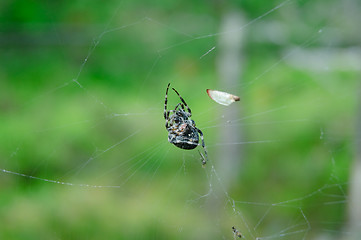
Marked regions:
[164,83,208,166]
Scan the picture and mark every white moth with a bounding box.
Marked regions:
[206,89,240,106]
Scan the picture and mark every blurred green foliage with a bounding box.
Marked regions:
[0,0,360,239]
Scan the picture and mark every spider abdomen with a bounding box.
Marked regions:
[168,130,199,150]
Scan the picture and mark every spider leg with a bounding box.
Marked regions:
[165,109,178,128]
[164,83,172,128]
[165,110,171,128]
[164,83,170,120]
[196,128,208,166]
[172,87,192,117]
[173,103,185,112]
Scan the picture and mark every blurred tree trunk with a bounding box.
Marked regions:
[205,8,245,238]
[347,85,361,239]
[215,11,244,190]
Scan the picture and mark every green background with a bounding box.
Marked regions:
[0,0,359,239]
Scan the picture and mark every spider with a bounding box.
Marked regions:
[164,83,208,166]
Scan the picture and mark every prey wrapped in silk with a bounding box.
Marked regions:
[206,89,240,106]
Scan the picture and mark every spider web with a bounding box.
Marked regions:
[0,0,360,239]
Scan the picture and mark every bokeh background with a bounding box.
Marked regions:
[1,0,360,239]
